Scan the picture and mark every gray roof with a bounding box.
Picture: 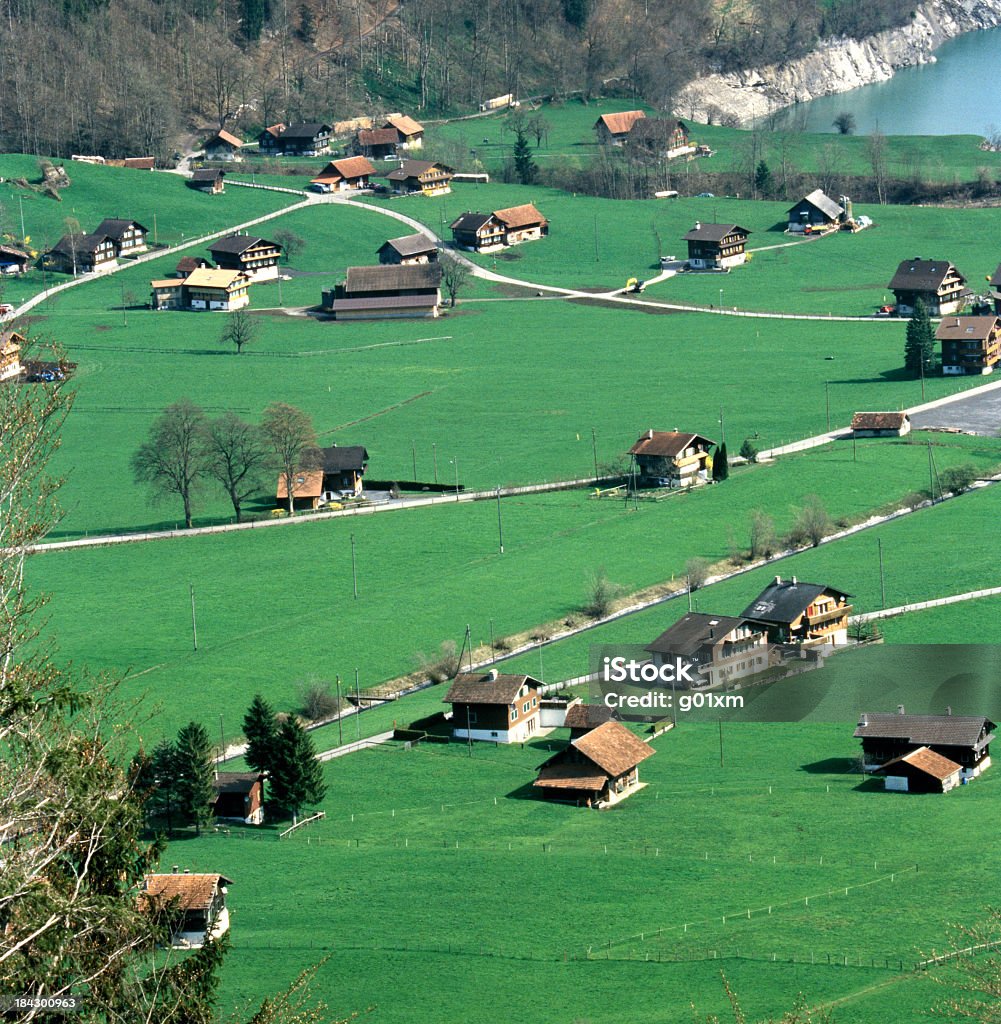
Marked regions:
[213,771,262,794]
[628,118,687,142]
[683,223,750,243]
[888,259,965,292]
[645,613,755,657]
[792,189,843,221]
[740,579,850,625]
[51,232,112,256]
[191,169,225,182]
[209,234,279,255]
[379,233,437,258]
[444,672,541,705]
[854,713,995,749]
[344,263,441,294]
[321,445,368,472]
[332,295,439,312]
[451,212,494,232]
[279,122,331,140]
[94,218,149,240]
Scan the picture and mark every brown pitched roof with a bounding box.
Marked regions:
[533,763,609,791]
[493,204,547,229]
[572,721,654,777]
[385,159,452,182]
[313,157,376,183]
[877,746,962,781]
[190,169,225,183]
[384,114,423,136]
[332,294,439,313]
[645,613,755,657]
[888,259,965,292]
[935,316,1000,341]
[854,713,995,749]
[142,873,232,912]
[205,129,242,149]
[628,118,687,143]
[358,127,400,147]
[628,430,715,458]
[344,263,441,294]
[176,255,211,274]
[564,703,614,731]
[683,223,750,243]
[444,672,540,705]
[596,111,646,136]
[213,772,262,795]
[276,470,323,500]
[851,411,909,431]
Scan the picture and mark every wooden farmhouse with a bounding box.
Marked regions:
[383,114,424,150]
[594,110,646,145]
[377,233,438,265]
[627,118,690,157]
[683,222,750,270]
[0,244,30,275]
[150,267,251,311]
[850,411,911,437]
[271,122,332,156]
[645,613,769,689]
[741,576,852,647]
[208,234,283,282]
[451,212,504,252]
[888,258,968,316]
[140,871,232,949]
[0,330,24,381]
[323,263,442,320]
[874,747,963,794]
[310,156,376,192]
[564,702,614,739]
[188,168,226,194]
[383,159,453,196]
[935,315,1001,375]
[256,123,287,153]
[276,469,325,511]
[94,218,148,258]
[320,444,369,496]
[855,710,995,779]
[213,772,264,824]
[202,129,243,161]
[628,429,715,488]
[46,232,117,274]
[444,671,542,744]
[534,721,654,807]
[494,204,548,246]
[354,126,401,159]
[787,190,844,233]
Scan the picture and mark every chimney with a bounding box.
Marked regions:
[183,868,190,874]
[791,576,797,585]
[860,713,868,727]
[486,668,498,681]
[647,429,654,439]
[172,865,179,874]
[897,704,905,716]
[694,220,701,231]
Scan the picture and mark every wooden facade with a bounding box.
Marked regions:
[324,263,442,320]
[202,129,243,161]
[188,169,226,193]
[384,160,453,196]
[0,330,24,381]
[310,156,376,193]
[383,114,424,150]
[645,613,769,689]
[141,872,233,949]
[628,430,715,488]
[683,222,750,270]
[741,576,852,646]
[46,232,117,274]
[213,772,264,824]
[888,259,968,316]
[787,190,843,232]
[935,315,1001,375]
[151,268,251,311]
[271,122,332,156]
[594,110,646,146]
[94,219,148,258]
[444,672,542,744]
[377,233,438,265]
[208,235,283,282]
[875,747,963,793]
[850,412,911,437]
[855,711,995,779]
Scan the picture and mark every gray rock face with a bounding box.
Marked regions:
[676,0,1001,125]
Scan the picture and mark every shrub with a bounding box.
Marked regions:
[749,510,778,559]
[739,438,758,463]
[938,463,978,495]
[582,568,623,618]
[297,678,340,720]
[414,640,461,683]
[685,557,711,591]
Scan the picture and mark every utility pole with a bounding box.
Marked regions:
[452,457,459,501]
[350,533,358,598]
[355,669,361,740]
[466,703,473,757]
[432,442,438,483]
[411,439,417,481]
[496,486,504,553]
[878,538,886,609]
[189,583,198,651]
[919,353,926,401]
[687,574,693,612]
[591,427,599,483]
[825,381,831,432]
[336,675,343,747]
[927,441,936,502]
[719,406,726,445]
[465,624,473,671]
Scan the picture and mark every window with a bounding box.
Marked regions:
[467,710,477,724]
[532,697,537,707]
[523,702,530,714]
[511,706,518,721]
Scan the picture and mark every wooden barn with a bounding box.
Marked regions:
[787,190,844,232]
[377,233,438,265]
[855,711,994,779]
[213,772,264,824]
[140,871,233,948]
[188,168,226,194]
[354,126,401,159]
[563,702,614,739]
[0,243,30,275]
[310,156,376,192]
[850,412,911,437]
[383,114,424,150]
[202,129,243,161]
[875,747,963,793]
[323,263,442,320]
[594,110,646,145]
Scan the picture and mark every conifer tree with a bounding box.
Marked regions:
[513,129,537,185]
[712,442,729,482]
[904,297,936,375]
[175,721,216,835]
[243,693,279,779]
[270,716,327,824]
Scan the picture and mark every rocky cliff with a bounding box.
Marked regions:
[677,0,1001,125]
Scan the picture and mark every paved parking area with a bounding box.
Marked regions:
[911,387,1001,435]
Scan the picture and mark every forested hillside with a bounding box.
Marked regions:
[0,0,914,158]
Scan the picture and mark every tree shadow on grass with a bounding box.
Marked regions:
[829,367,917,384]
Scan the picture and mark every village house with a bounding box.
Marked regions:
[213,772,264,824]
[850,411,911,437]
[309,155,376,192]
[276,469,325,511]
[256,123,287,153]
[594,110,646,145]
[444,670,542,743]
[322,263,442,320]
[534,720,654,807]
[202,129,243,161]
[175,255,212,278]
[272,122,332,156]
[645,613,770,689]
[188,168,226,194]
[741,576,852,646]
[0,244,30,275]
[935,315,1001,375]
[320,444,369,496]
[140,870,232,948]
[451,212,505,252]
[383,114,424,150]
[874,747,963,793]
[787,190,844,233]
[628,429,715,488]
[563,702,615,739]
[383,160,454,196]
[855,710,994,780]
[208,234,283,282]
[46,232,117,274]
[377,233,438,265]
[627,118,691,158]
[0,330,24,381]
[494,204,548,245]
[354,126,402,159]
[150,267,251,311]
[888,258,968,316]
[94,218,149,258]
[683,222,750,270]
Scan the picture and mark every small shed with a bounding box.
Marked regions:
[189,168,226,194]
[213,772,264,824]
[850,411,911,437]
[377,233,438,265]
[140,871,233,948]
[875,746,962,793]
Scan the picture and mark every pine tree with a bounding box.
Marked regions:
[513,129,537,185]
[904,297,935,375]
[240,0,266,41]
[243,693,279,780]
[739,438,758,464]
[754,160,773,198]
[712,442,729,482]
[270,716,327,824]
[149,737,181,835]
[174,721,216,835]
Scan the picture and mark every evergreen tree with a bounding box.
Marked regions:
[754,160,773,198]
[174,721,216,835]
[712,442,729,482]
[298,3,316,43]
[513,129,537,186]
[150,737,181,835]
[270,716,327,824]
[739,438,758,464]
[904,297,936,375]
[240,0,266,41]
[243,693,279,779]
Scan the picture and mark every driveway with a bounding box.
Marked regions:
[910,386,1001,435]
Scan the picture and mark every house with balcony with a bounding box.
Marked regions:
[683,222,750,270]
[94,218,149,258]
[888,258,968,316]
[208,234,283,282]
[628,429,715,488]
[741,576,852,646]
[383,160,453,196]
[444,671,541,744]
[645,613,770,689]
[935,315,1001,375]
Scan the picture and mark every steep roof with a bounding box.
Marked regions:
[628,118,686,142]
[573,721,654,777]
[683,222,750,242]
[208,234,279,255]
[645,613,754,657]
[564,703,615,731]
[851,411,910,431]
[321,445,368,472]
[94,218,149,240]
[595,110,646,136]
[358,127,401,147]
[142,873,232,912]
[183,267,246,290]
[935,316,1000,341]
[190,169,225,183]
[205,129,242,149]
[444,672,540,705]
[876,746,962,781]
[279,122,331,140]
[385,159,452,182]
[276,470,324,500]
[379,233,437,258]
[741,578,850,624]
[854,712,995,749]
[344,263,441,294]
[628,430,715,458]
[493,204,546,229]
[793,189,843,220]
[176,255,211,274]
[0,243,29,261]
[888,259,965,292]
[384,114,423,136]
[450,212,495,232]
[51,232,112,256]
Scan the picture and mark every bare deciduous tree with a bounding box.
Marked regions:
[218,307,260,354]
[439,251,470,308]
[202,411,270,522]
[261,401,321,516]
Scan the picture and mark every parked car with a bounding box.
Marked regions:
[0,303,14,317]
[696,192,715,198]
[876,305,896,316]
